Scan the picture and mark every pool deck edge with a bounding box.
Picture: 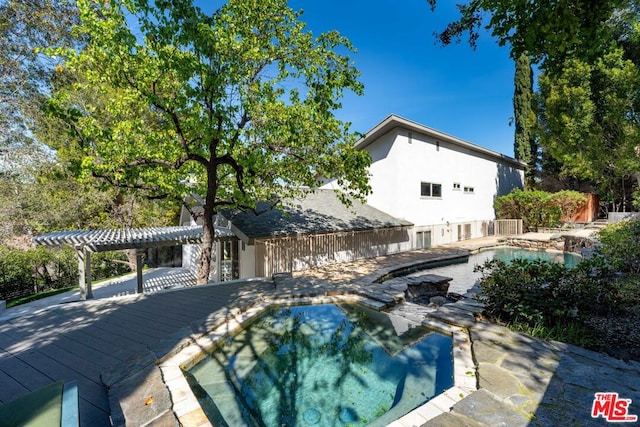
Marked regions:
[154,292,479,427]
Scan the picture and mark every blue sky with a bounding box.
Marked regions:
[287,0,517,157]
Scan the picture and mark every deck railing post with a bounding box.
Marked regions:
[136,249,144,293]
[76,248,93,300]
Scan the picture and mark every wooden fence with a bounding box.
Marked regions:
[255,227,411,277]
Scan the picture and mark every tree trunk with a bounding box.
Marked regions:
[125,249,138,271]
[197,212,215,284]
[197,176,217,284]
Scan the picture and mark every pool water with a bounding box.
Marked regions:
[419,247,581,295]
[187,304,453,427]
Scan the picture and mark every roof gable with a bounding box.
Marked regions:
[356,114,525,169]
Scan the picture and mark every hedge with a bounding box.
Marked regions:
[494,189,587,231]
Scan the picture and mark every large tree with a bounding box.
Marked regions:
[537,47,640,210]
[427,0,628,70]
[0,0,78,162]
[46,0,371,283]
[427,0,631,195]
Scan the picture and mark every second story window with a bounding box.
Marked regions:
[421,182,442,198]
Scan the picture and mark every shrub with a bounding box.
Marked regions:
[476,221,640,351]
[596,220,640,274]
[475,259,579,326]
[552,190,588,221]
[494,189,562,231]
[0,246,133,303]
[494,189,587,231]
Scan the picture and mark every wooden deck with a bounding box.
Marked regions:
[0,247,482,426]
[0,280,273,426]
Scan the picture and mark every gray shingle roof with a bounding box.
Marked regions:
[223,189,412,242]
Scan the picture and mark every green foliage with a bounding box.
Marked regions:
[513,53,537,188]
[476,259,580,326]
[537,46,640,204]
[45,0,371,283]
[552,190,589,221]
[494,189,561,230]
[0,161,178,242]
[596,220,640,274]
[427,0,625,69]
[502,319,596,348]
[494,189,587,230]
[477,220,640,348]
[0,246,77,301]
[0,0,79,152]
[0,246,133,304]
[7,286,75,309]
[91,251,131,282]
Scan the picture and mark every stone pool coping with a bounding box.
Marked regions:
[157,294,478,427]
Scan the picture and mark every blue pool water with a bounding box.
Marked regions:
[187,304,453,427]
[419,247,581,295]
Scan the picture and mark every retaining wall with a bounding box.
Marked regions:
[502,235,597,254]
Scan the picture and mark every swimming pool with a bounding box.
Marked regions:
[420,247,581,295]
[186,303,454,427]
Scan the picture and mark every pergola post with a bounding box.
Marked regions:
[136,249,144,294]
[76,248,93,300]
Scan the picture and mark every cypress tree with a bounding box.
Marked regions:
[513,53,537,188]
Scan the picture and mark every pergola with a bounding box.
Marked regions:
[32,226,234,299]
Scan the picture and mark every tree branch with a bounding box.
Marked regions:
[91,170,169,199]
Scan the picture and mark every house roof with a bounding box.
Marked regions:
[32,226,235,252]
[222,189,413,243]
[356,114,526,169]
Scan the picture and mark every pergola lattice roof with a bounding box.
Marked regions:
[32,226,234,252]
[31,225,236,300]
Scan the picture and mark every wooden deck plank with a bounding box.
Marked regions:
[15,349,109,412]
[0,320,118,363]
[93,310,179,341]
[78,312,171,344]
[121,298,211,324]
[78,398,111,427]
[62,319,152,353]
[129,293,225,318]
[0,366,30,404]
[0,280,263,426]
[61,329,141,362]
[33,341,110,381]
[0,353,55,392]
[110,304,194,331]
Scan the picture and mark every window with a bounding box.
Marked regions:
[421,182,442,198]
[464,186,475,194]
[453,183,461,190]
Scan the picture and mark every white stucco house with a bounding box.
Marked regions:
[323,114,525,247]
[181,114,524,281]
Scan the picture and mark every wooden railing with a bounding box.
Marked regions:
[492,219,523,236]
